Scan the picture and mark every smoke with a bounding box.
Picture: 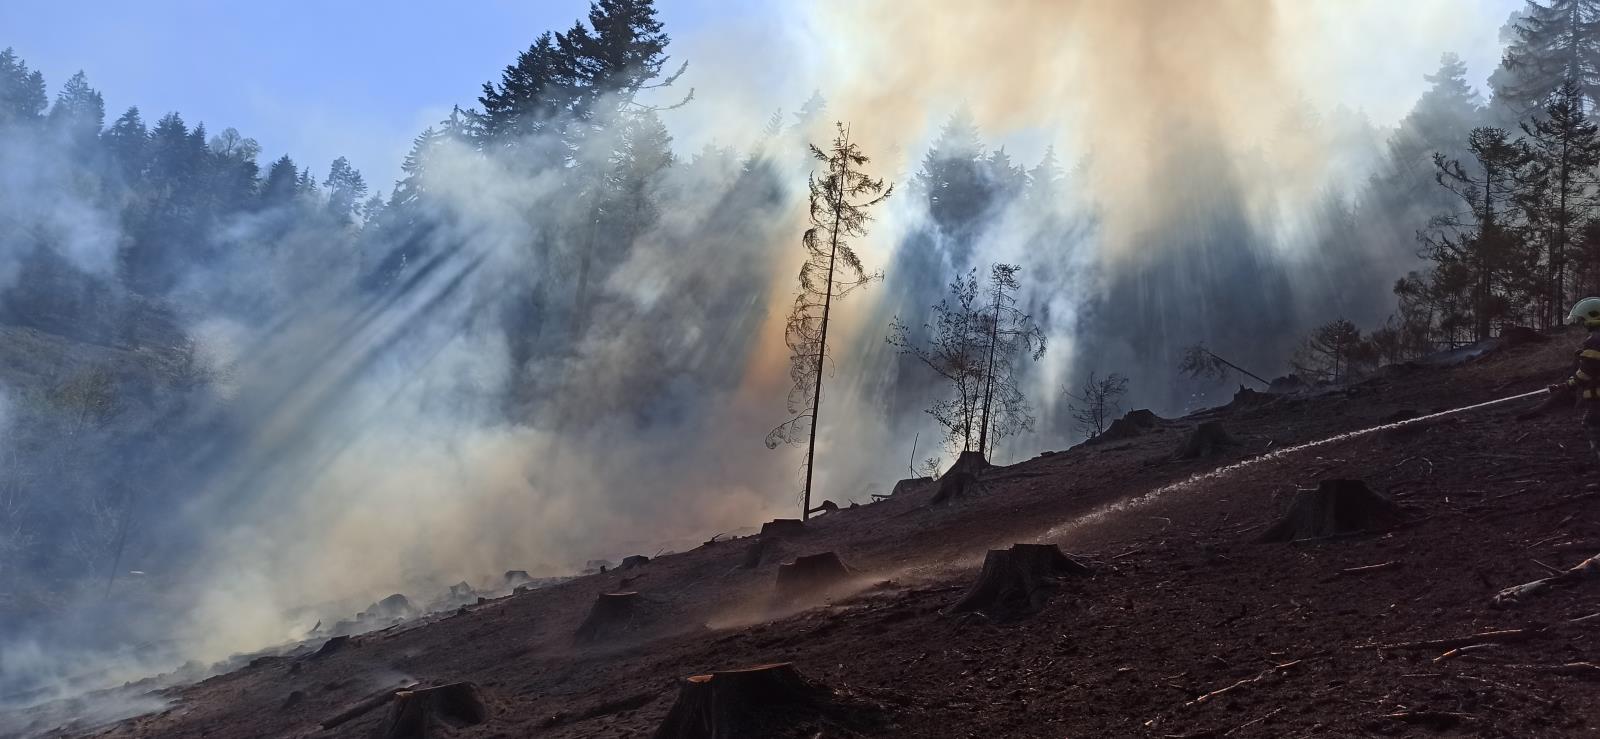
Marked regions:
[0,0,1521,721]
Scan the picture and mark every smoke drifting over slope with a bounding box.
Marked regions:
[0,0,1518,709]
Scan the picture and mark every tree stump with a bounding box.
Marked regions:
[1098,409,1161,442]
[651,664,831,739]
[946,450,991,477]
[775,552,853,604]
[929,471,979,505]
[621,555,651,570]
[1174,422,1239,459]
[947,543,1089,620]
[760,519,808,538]
[742,537,776,569]
[575,591,640,642]
[363,594,417,622]
[377,682,489,739]
[1258,479,1403,543]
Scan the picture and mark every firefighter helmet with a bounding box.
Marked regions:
[1569,297,1600,328]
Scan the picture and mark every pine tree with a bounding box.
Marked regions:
[0,48,47,125]
[767,123,893,519]
[1521,79,1600,322]
[1491,0,1600,114]
[1422,127,1539,340]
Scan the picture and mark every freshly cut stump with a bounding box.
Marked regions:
[760,519,808,538]
[378,682,489,739]
[651,664,836,739]
[775,552,853,604]
[947,543,1089,620]
[1259,479,1402,543]
[945,450,991,476]
[1174,422,1239,460]
[930,471,979,505]
[575,591,640,642]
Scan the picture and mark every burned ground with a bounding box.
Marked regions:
[16,328,1600,737]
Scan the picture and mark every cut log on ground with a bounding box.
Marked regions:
[890,477,934,497]
[946,543,1090,621]
[807,500,840,516]
[319,682,418,730]
[575,591,641,642]
[651,663,876,739]
[377,682,490,739]
[1259,479,1402,543]
[1174,422,1239,460]
[1492,552,1600,607]
[930,471,981,505]
[760,519,808,538]
[775,552,854,604]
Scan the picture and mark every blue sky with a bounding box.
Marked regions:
[1,1,1523,193]
[0,1,777,190]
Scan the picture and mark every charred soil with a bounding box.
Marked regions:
[22,328,1600,738]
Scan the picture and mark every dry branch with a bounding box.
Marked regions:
[1185,660,1301,708]
[320,683,418,730]
[1358,628,1543,652]
[1491,552,1599,607]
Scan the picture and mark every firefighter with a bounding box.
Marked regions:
[1557,297,1600,462]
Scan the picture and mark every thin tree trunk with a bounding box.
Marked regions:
[977,290,1001,456]
[802,140,847,521]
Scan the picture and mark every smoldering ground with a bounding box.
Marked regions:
[0,0,1515,721]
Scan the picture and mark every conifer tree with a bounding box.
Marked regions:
[0,48,47,125]
[1521,79,1600,323]
[1491,0,1600,114]
[767,123,892,519]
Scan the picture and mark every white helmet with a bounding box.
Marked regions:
[1570,297,1600,328]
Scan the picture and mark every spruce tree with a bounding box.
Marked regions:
[1491,0,1600,114]
[47,70,104,145]
[767,124,893,519]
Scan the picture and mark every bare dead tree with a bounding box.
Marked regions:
[1065,371,1128,439]
[766,123,892,520]
[889,269,985,453]
[976,264,1045,456]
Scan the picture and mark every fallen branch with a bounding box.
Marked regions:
[1433,643,1499,663]
[321,682,418,729]
[1224,706,1283,736]
[1512,662,1600,679]
[1185,660,1301,708]
[1492,552,1600,607]
[1328,561,1399,579]
[1358,628,1543,652]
